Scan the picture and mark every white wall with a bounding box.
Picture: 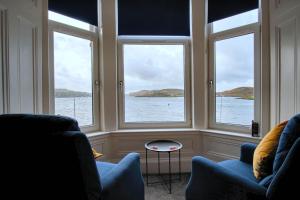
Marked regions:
[270,0,300,126]
[0,0,45,114]
[0,5,6,114]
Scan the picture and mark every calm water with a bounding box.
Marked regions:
[216,96,254,126]
[55,97,93,126]
[55,96,253,126]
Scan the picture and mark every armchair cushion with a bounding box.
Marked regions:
[253,120,287,179]
[273,113,300,173]
[186,156,266,200]
[219,160,258,183]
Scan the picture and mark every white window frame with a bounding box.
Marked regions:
[117,36,192,129]
[208,22,261,134]
[48,20,101,132]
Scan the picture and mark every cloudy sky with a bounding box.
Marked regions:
[124,45,184,93]
[52,9,258,94]
[54,32,93,93]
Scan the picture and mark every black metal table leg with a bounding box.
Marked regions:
[158,152,160,176]
[168,152,171,194]
[179,149,181,181]
[146,148,148,186]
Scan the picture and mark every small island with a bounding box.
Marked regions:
[216,87,254,100]
[55,89,91,98]
[129,87,253,100]
[129,89,184,97]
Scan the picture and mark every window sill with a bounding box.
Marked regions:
[86,128,262,141]
[111,128,199,134]
[86,131,110,138]
[199,129,262,141]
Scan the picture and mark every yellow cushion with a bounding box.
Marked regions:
[253,120,288,179]
[92,148,103,159]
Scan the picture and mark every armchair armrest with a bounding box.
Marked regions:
[240,143,257,164]
[186,156,266,200]
[101,153,144,200]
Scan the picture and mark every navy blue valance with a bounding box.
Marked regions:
[208,0,259,23]
[118,0,190,36]
[48,0,98,26]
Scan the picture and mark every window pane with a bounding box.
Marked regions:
[54,32,93,126]
[215,34,254,126]
[49,11,91,31]
[213,9,258,33]
[123,44,185,123]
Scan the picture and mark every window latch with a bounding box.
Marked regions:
[208,80,214,87]
[119,81,124,92]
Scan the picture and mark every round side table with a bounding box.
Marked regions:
[145,140,183,194]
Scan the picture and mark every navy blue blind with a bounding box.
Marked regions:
[48,0,98,26]
[118,0,190,36]
[208,0,259,23]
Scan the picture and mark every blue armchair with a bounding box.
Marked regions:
[186,115,300,200]
[0,114,144,200]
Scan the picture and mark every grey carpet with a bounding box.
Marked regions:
[145,174,190,200]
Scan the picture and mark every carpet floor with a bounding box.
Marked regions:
[145,174,190,200]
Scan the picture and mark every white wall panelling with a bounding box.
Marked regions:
[0,0,44,114]
[88,133,111,162]
[201,131,260,162]
[270,0,300,124]
[0,7,8,114]
[87,130,261,173]
[109,130,201,173]
[17,17,37,113]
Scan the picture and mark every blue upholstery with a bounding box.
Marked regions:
[186,114,300,200]
[240,143,257,164]
[219,160,258,183]
[267,138,300,200]
[1,114,144,200]
[186,155,266,200]
[96,162,116,178]
[273,113,300,173]
[100,153,145,200]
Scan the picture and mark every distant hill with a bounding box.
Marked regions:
[129,89,184,97]
[55,89,91,98]
[216,87,253,100]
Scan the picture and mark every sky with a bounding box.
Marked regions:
[51,9,258,94]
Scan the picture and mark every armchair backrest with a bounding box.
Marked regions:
[0,114,80,132]
[267,138,300,200]
[0,114,102,200]
[265,113,300,199]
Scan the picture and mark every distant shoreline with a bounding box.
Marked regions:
[216,87,254,100]
[55,87,254,100]
[129,87,254,100]
[55,89,91,98]
[129,89,184,97]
